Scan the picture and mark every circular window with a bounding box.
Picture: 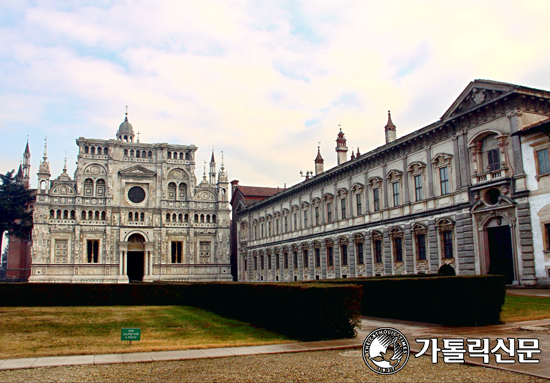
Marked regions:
[128,186,146,203]
[484,188,501,205]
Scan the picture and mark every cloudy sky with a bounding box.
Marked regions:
[2,0,550,189]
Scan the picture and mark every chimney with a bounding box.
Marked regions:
[335,128,348,165]
[230,179,239,194]
[385,110,397,144]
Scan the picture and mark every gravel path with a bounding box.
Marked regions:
[0,349,546,383]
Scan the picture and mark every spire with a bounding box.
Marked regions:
[62,152,68,175]
[24,136,30,154]
[209,147,216,184]
[351,149,355,160]
[22,137,31,187]
[356,147,361,156]
[218,149,228,183]
[38,137,51,178]
[385,110,397,143]
[314,144,324,175]
[43,137,48,161]
[210,147,216,163]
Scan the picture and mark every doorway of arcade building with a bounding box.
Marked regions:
[127,233,145,282]
[487,224,515,284]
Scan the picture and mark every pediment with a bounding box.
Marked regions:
[119,165,156,177]
[441,80,515,121]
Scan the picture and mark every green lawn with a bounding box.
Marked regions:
[501,295,550,323]
[0,306,291,359]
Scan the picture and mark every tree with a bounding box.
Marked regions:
[0,170,34,254]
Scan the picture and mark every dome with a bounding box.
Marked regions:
[118,116,134,133]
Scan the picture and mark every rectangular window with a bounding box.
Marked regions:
[546,223,550,250]
[356,242,364,264]
[86,239,97,264]
[294,213,297,230]
[284,217,288,232]
[276,219,279,235]
[199,241,211,262]
[268,222,271,237]
[293,251,298,268]
[261,223,264,238]
[284,253,288,269]
[276,253,280,269]
[416,234,426,261]
[327,246,334,267]
[303,250,309,268]
[268,254,272,269]
[537,148,550,175]
[487,148,501,171]
[341,244,348,266]
[260,255,264,270]
[254,257,257,270]
[443,231,453,259]
[374,240,382,263]
[315,206,320,225]
[414,175,423,201]
[392,182,400,207]
[373,189,380,211]
[394,237,403,262]
[54,239,69,263]
[171,241,183,263]
[303,210,308,228]
[315,248,320,267]
[327,203,332,223]
[440,167,449,195]
[356,194,362,215]
[341,198,346,219]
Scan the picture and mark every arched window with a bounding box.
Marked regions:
[206,215,211,223]
[56,210,61,219]
[168,182,177,200]
[97,147,102,155]
[200,214,205,223]
[50,210,55,219]
[184,214,189,223]
[142,150,146,158]
[101,211,106,220]
[63,210,68,219]
[96,179,105,197]
[128,212,133,222]
[148,151,152,158]
[166,213,170,222]
[172,213,177,222]
[212,214,216,223]
[134,212,139,221]
[178,183,187,199]
[130,150,134,157]
[167,151,171,159]
[84,178,93,196]
[179,152,184,160]
[185,153,190,160]
[178,214,183,222]
[81,211,86,220]
[194,214,199,222]
[91,147,95,155]
[84,146,89,154]
[88,211,93,220]
[40,180,46,191]
[128,233,145,243]
[104,148,108,156]
[124,135,128,142]
[140,212,145,222]
[136,150,140,158]
[95,211,100,220]
[124,149,128,157]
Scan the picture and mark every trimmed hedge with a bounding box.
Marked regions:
[306,275,506,326]
[0,282,362,341]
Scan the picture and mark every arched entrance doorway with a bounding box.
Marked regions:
[127,233,145,282]
[487,224,514,284]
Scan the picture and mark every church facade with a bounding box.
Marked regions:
[28,113,232,283]
[233,80,550,286]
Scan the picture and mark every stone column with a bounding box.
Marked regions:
[402,157,410,204]
[428,219,438,272]
[383,228,391,275]
[426,146,434,198]
[382,164,389,209]
[404,224,413,274]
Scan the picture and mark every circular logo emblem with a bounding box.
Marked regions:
[362,327,410,375]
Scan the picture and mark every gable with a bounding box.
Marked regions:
[119,165,157,177]
[441,80,516,121]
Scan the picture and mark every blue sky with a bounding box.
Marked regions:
[2,0,550,188]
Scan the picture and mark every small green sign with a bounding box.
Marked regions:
[121,328,141,341]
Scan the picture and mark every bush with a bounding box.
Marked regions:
[0,282,362,340]
[307,275,506,326]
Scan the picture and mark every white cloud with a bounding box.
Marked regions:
[2,0,550,188]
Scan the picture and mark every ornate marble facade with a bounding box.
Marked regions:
[234,80,550,286]
[29,113,232,283]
